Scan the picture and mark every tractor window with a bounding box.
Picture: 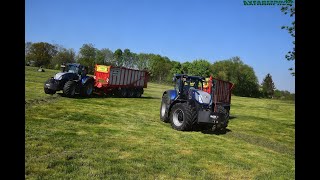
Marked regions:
[66,65,84,76]
[175,78,182,93]
[67,65,79,74]
[188,79,203,90]
[197,81,203,90]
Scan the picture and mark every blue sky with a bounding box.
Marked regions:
[25,0,295,93]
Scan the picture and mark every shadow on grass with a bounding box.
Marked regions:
[201,128,232,135]
[198,116,236,135]
[56,93,159,99]
[140,96,160,99]
[190,123,233,135]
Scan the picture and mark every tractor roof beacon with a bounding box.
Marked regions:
[160,74,234,132]
[44,63,94,98]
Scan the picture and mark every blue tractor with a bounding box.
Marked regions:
[160,74,233,131]
[44,63,95,98]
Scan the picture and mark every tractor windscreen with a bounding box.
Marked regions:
[184,79,203,90]
[66,65,80,74]
[179,78,204,96]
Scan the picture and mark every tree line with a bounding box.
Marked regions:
[25,41,294,100]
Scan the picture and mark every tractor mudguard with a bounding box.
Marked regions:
[81,76,94,85]
[166,90,178,103]
[161,90,178,116]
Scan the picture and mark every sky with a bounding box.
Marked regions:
[25,0,295,93]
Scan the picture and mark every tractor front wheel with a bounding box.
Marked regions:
[63,81,76,97]
[170,102,196,131]
[44,87,56,95]
[160,94,169,123]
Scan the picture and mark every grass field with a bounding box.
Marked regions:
[25,66,295,179]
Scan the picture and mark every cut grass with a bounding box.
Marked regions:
[25,66,295,179]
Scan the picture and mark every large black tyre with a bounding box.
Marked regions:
[211,105,230,131]
[63,81,76,97]
[44,87,56,95]
[218,106,230,128]
[160,94,170,123]
[127,89,135,98]
[119,88,127,97]
[81,82,93,97]
[44,79,56,94]
[134,88,142,98]
[170,102,197,131]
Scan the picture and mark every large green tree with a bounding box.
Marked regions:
[114,49,123,66]
[77,43,96,73]
[51,48,76,69]
[123,49,136,68]
[261,73,276,98]
[96,48,114,65]
[181,61,192,74]
[211,57,260,97]
[281,4,295,76]
[170,61,183,75]
[25,42,58,67]
[188,59,211,77]
[51,47,76,69]
[149,54,172,83]
[136,53,150,70]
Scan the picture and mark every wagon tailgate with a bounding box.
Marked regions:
[212,78,234,105]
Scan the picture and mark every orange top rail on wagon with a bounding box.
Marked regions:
[93,64,149,98]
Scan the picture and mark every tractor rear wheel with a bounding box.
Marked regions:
[218,106,230,129]
[210,105,230,131]
[170,102,196,131]
[81,82,93,97]
[63,81,76,97]
[160,94,169,123]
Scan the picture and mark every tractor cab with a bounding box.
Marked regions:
[173,74,205,99]
[63,63,87,78]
